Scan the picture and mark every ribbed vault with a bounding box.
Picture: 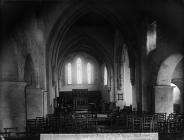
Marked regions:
[46,3,137,69]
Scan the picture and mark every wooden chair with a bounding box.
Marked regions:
[142,114,154,132]
[74,113,88,132]
[86,118,97,132]
[73,117,87,133]
[126,114,133,132]
[36,117,48,133]
[133,115,143,132]
[63,117,74,133]
[153,113,167,133]
[26,119,37,135]
[47,115,60,133]
[167,113,183,134]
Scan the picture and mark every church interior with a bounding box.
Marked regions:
[0,0,184,140]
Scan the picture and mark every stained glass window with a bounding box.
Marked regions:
[104,66,108,85]
[77,58,82,84]
[146,22,157,55]
[67,63,72,84]
[87,63,92,84]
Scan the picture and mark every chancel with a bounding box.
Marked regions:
[0,0,184,140]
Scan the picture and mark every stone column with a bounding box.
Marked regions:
[154,85,174,114]
[0,81,26,132]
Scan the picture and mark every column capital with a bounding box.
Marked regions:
[153,85,174,89]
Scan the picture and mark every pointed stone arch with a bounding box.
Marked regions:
[157,53,183,85]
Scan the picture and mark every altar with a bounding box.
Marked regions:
[41,133,158,140]
[58,90,101,112]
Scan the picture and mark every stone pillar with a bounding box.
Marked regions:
[26,88,44,119]
[154,85,174,114]
[0,81,26,132]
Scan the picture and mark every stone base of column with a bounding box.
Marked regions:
[0,81,26,132]
[26,88,45,119]
[154,85,174,114]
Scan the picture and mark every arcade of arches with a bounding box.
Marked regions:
[0,0,183,139]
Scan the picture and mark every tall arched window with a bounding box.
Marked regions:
[87,63,92,84]
[146,21,157,55]
[77,58,82,84]
[67,63,72,84]
[104,66,108,85]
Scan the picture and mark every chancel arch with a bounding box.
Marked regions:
[46,3,138,111]
[47,7,131,111]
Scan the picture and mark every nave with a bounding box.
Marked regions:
[0,0,184,140]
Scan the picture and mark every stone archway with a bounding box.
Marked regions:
[46,7,121,113]
[157,54,183,85]
[154,53,183,114]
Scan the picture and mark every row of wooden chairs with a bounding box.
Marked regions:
[26,113,98,134]
[167,113,184,134]
[126,113,184,134]
[26,112,184,135]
